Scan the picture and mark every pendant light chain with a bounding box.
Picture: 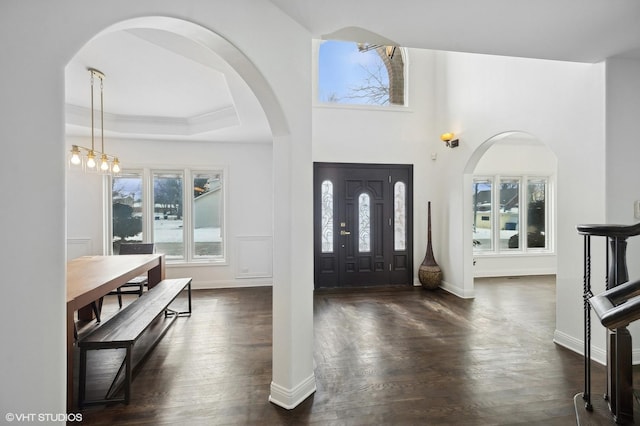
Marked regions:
[68,67,120,174]
[100,75,104,154]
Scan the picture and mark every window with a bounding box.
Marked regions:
[192,171,223,258]
[472,179,493,251]
[153,171,184,260]
[318,40,405,106]
[110,168,225,263]
[112,172,143,254]
[394,181,406,251]
[321,180,334,253]
[473,176,550,254]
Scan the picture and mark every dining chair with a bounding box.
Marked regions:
[108,242,155,308]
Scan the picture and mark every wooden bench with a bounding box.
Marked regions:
[78,277,192,407]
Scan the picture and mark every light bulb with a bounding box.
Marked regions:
[100,154,109,171]
[70,146,81,165]
[112,158,121,174]
[86,151,96,169]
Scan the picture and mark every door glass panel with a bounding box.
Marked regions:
[358,193,371,252]
[321,180,334,253]
[193,172,223,258]
[112,172,143,254]
[527,178,546,249]
[500,179,520,250]
[153,171,184,260]
[472,179,493,251]
[394,181,406,251]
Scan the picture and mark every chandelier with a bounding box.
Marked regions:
[68,68,120,174]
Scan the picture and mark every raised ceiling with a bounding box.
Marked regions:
[65,28,271,144]
[65,1,640,144]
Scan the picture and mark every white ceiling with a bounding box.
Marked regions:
[65,1,640,144]
[65,28,271,144]
[270,0,640,62]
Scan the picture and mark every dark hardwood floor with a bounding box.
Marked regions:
[77,276,610,425]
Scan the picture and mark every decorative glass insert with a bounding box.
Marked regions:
[112,172,143,254]
[472,179,493,251]
[394,181,406,251]
[500,179,520,250]
[153,171,184,260]
[193,172,223,258]
[358,193,371,252]
[527,178,546,249]
[321,180,334,253]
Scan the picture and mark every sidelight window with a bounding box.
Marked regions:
[394,181,406,250]
[321,180,334,253]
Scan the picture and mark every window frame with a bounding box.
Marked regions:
[472,174,553,255]
[313,39,410,109]
[107,167,227,265]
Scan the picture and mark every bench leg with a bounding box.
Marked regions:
[187,281,192,315]
[164,281,192,317]
[78,348,87,408]
[124,345,132,404]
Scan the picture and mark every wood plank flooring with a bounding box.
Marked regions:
[77,276,612,425]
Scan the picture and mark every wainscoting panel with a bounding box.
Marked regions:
[235,236,273,279]
[67,238,92,260]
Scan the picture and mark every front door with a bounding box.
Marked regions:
[314,162,413,288]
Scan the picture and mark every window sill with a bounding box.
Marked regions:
[313,102,412,113]
[166,260,228,268]
[473,251,555,257]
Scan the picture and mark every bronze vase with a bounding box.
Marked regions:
[419,201,442,290]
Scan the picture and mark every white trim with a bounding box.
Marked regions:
[553,329,606,366]
[235,236,273,278]
[474,268,556,278]
[186,279,272,290]
[439,279,475,299]
[66,238,92,259]
[268,374,317,410]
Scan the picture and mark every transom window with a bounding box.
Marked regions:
[110,168,224,263]
[318,40,405,106]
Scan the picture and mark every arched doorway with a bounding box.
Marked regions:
[462,131,558,295]
[64,15,315,410]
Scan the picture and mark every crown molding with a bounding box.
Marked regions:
[65,103,239,137]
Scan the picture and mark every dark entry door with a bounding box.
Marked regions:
[314,162,413,288]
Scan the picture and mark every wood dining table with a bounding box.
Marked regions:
[66,254,165,409]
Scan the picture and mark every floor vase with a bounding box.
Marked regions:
[419,201,442,290]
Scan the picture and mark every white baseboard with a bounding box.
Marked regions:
[268,374,316,409]
[554,329,640,366]
[474,268,556,278]
[553,329,606,365]
[186,279,272,290]
[440,280,475,299]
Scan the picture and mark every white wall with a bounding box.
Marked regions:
[436,51,606,357]
[66,137,274,289]
[605,57,640,362]
[1,1,315,414]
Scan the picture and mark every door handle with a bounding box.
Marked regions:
[340,230,351,235]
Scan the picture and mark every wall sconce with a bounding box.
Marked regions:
[440,132,459,148]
